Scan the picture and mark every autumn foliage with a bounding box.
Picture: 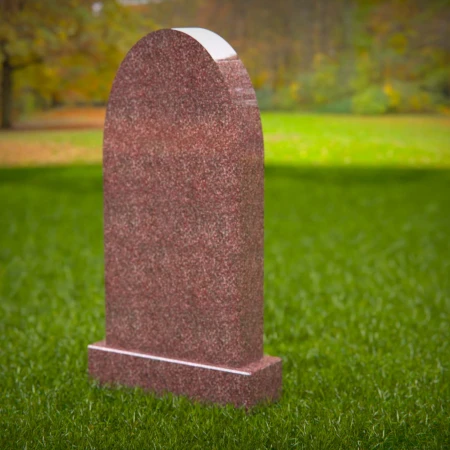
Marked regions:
[1,0,449,128]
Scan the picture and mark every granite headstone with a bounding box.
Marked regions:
[88,28,282,407]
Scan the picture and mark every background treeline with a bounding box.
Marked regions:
[1,0,450,128]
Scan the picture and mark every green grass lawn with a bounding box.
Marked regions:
[1,113,450,167]
[1,114,449,448]
[0,128,103,150]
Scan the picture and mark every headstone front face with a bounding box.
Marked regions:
[88,28,282,407]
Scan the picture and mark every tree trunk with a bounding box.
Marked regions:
[1,57,13,129]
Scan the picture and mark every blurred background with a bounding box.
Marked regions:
[1,0,450,130]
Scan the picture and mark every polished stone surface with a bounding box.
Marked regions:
[88,28,281,407]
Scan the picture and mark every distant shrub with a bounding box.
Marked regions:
[311,54,339,105]
[352,86,389,114]
[422,67,450,110]
[255,87,275,110]
[256,85,299,111]
[382,80,437,113]
[314,97,353,113]
[273,87,299,110]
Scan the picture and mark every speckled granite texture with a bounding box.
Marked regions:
[88,28,282,407]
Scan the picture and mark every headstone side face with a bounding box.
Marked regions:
[89,28,281,407]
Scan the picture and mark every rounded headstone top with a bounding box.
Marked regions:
[172,28,237,61]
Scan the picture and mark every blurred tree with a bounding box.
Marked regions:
[2,0,449,120]
[0,0,154,128]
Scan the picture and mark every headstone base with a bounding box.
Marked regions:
[88,341,282,408]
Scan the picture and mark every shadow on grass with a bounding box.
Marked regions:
[264,164,450,185]
[0,163,448,195]
[0,164,103,194]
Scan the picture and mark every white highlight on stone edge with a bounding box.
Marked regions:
[88,345,251,376]
[172,28,237,61]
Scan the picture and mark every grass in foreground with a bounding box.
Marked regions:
[0,115,449,448]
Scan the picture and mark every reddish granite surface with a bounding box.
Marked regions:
[88,28,281,407]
